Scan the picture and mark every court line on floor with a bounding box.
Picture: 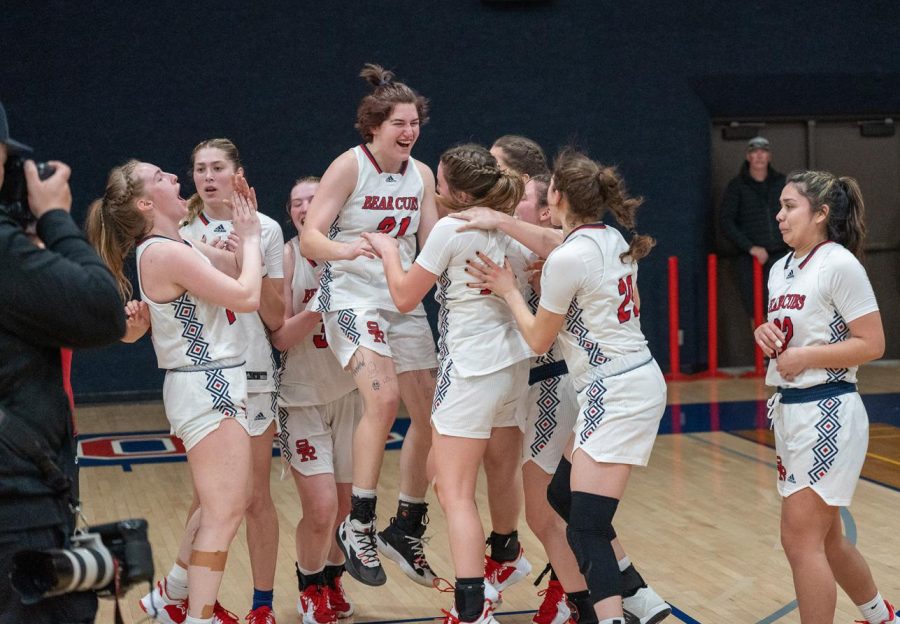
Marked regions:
[353,604,701,624]
[685,433,858,624]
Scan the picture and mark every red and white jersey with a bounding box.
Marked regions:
[278,237,356,407]
[136,236,245,370]
[765,241,878,389]
[180,211,284,392]
[313,144,425,315]
[415,216,533,377]
[539,224,647,381]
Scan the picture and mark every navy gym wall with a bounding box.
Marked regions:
[2,2,898,401]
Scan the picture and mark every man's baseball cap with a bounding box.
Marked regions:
[747,136,770,152]
[0,102,33,155]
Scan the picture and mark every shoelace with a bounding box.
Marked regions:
[534,583,566,624]
[352,523,380,566]
[213,602,240,623]
[246,606,276,624]
[404,532,433,570]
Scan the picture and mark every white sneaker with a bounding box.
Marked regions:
[484,546,532,591]
[623,586,671,624]
[139,580,187,624]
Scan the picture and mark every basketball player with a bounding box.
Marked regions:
[363,143,530,624]
[464,150,668,624]
[271,177,358,624]
[176,139,283,624]
[300,64,439,588]
[86,161,262,624]
[754,171,896,624]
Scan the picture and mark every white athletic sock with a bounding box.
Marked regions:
[857,592,890,623]
[185,617,213,624]
[399,492,426,504]
[166,563,189,600]
[351,486,376,499]
[617,556,632,573]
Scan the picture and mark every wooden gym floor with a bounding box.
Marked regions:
[82,362,900,623]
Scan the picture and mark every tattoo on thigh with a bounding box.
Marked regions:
[372,380,381,391]
[350,355,366,377]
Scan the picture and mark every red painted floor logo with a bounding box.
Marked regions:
[78,429,407,471]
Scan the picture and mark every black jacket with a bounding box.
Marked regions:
[0,209,125,531]
[720,163,787,254]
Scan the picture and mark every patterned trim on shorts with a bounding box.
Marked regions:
[337,309,361,344]
[171,293,237,418]
[808,396,843,484]
[277,406,292,463]
[530,376,561,456]
[579,378,607,444]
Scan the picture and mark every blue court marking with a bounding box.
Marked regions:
[685,433,859,623]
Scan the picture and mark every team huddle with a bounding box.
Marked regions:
[86,65,895,624]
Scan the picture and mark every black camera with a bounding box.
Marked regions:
[10,518,154,604]
[0,155,56,226]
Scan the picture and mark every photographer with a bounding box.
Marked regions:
[0,102,126,623]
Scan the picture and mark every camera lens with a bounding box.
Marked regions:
[10,540,115,604]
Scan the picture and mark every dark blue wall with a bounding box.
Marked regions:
[3,1,899,400]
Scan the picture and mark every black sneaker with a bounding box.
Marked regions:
[376,518,436,587]
[336,513,386,586]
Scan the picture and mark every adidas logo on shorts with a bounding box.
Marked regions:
[787,474,796,483]
[254,412,267,421]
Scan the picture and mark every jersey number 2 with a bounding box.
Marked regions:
[773,317,794,350]
[376,216,412,237]
[617,275,639,324]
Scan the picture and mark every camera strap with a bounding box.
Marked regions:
[0,406,77,506]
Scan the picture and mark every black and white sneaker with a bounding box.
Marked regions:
[376,519,436,587]
[336,514,386,586]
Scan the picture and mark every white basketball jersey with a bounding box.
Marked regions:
[540,224,648,381]
[765,241,878,389]
[180,211,284,392]
[415,216,533,377]
[136,236,245,369]
[278,237,356,406]
[313,144,425,315]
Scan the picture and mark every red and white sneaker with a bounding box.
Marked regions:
[856,600,898,624]
[245,605,276,624]
[298,584,337,624]
[533,579,574,624]
[139,580,188,624]
[325,575,354,618]
[441,590,500,624]
[213,602,241,624]
[484,546,532,592]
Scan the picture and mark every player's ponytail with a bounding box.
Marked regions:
[552,149,654,262]
[85,160,148,301]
